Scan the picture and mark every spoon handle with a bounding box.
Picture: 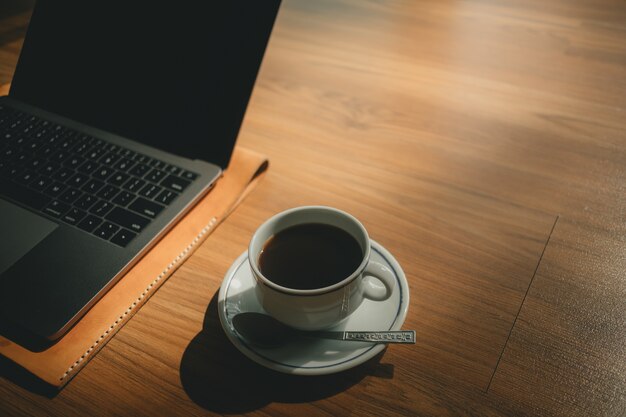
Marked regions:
[312,330,416,344]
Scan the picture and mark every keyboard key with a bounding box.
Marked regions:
[25,139,41,152]
[50,150,70,163]
[59,187,83,203]
[154,189,178,205]
[4,163,22,179]
[110,229,137,247]
[118,148,136,159]
[84,146,106,161]
[145,169,166,183]
[103,143,119,153]
[82,179,105,194]
[44,181,67,197]
[14,151,31,165]
[93,166,115,181]
[181,170,198,181]
[77,160,100,174]
[97,184,120,200]
[15,170,37,185]
[148,159,165,169]
[77,215,102,232]
[165,164,181,175]
[112,190,134,206]
[7,116,22,130]
[45,132,59,146]
[33,128,51,142]
[31,176,53,192]
[71,141,90,154]
[98,152,120,167]
[43,200,70,218]
[123,177,145,192]
[1,147,15,160]
[113,158,134,172]
[109,171,129,187]
[58,137,76,150]
[160,175,190,192]
[75,194,99,210]
[52,166,74,181]
[1,147,15,159]
[129,163,150,178]
[139,183,162,199]
[65,155,85,169]
[38,161,60,176]
[18,124,34,136]
[93,222,120,240]
[62,207,87,225]
[105,207,150,232]
[66,172,90,188]
[89,200,114,216]
[133,154,151,165]
[28,157,45,170]
[128,197,165,218]
[36,145,55,157]
[0,176,51,210]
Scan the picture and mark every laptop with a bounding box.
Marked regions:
[0,0,281,344]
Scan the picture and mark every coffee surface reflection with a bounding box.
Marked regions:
[258,223,363,290]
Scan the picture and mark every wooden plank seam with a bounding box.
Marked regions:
[485,215,560,392]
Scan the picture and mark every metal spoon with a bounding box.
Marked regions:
[231,312,416,348]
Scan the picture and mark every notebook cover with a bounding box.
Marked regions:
[0,142,268,387]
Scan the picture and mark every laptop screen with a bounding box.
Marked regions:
[9,0,280,169]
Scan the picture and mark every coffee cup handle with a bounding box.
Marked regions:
[362,261,395,301]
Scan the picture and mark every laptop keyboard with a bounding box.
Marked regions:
[0,104,199,247]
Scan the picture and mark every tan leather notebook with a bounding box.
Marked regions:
[0,140,268,388]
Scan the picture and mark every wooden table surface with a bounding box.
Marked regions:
[1,1,625,416]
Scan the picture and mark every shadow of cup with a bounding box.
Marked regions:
[179,291,393,414]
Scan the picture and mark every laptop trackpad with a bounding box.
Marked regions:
[0,199,58,276]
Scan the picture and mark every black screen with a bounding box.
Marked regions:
[10,0,280,168]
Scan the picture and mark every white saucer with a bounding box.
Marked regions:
[217,240,410,376]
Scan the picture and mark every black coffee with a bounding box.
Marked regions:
[258,223,363,290]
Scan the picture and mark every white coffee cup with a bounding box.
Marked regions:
[248,206,395,331]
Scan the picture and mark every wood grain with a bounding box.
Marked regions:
[1,0,625,416]
[490,218,626,417]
